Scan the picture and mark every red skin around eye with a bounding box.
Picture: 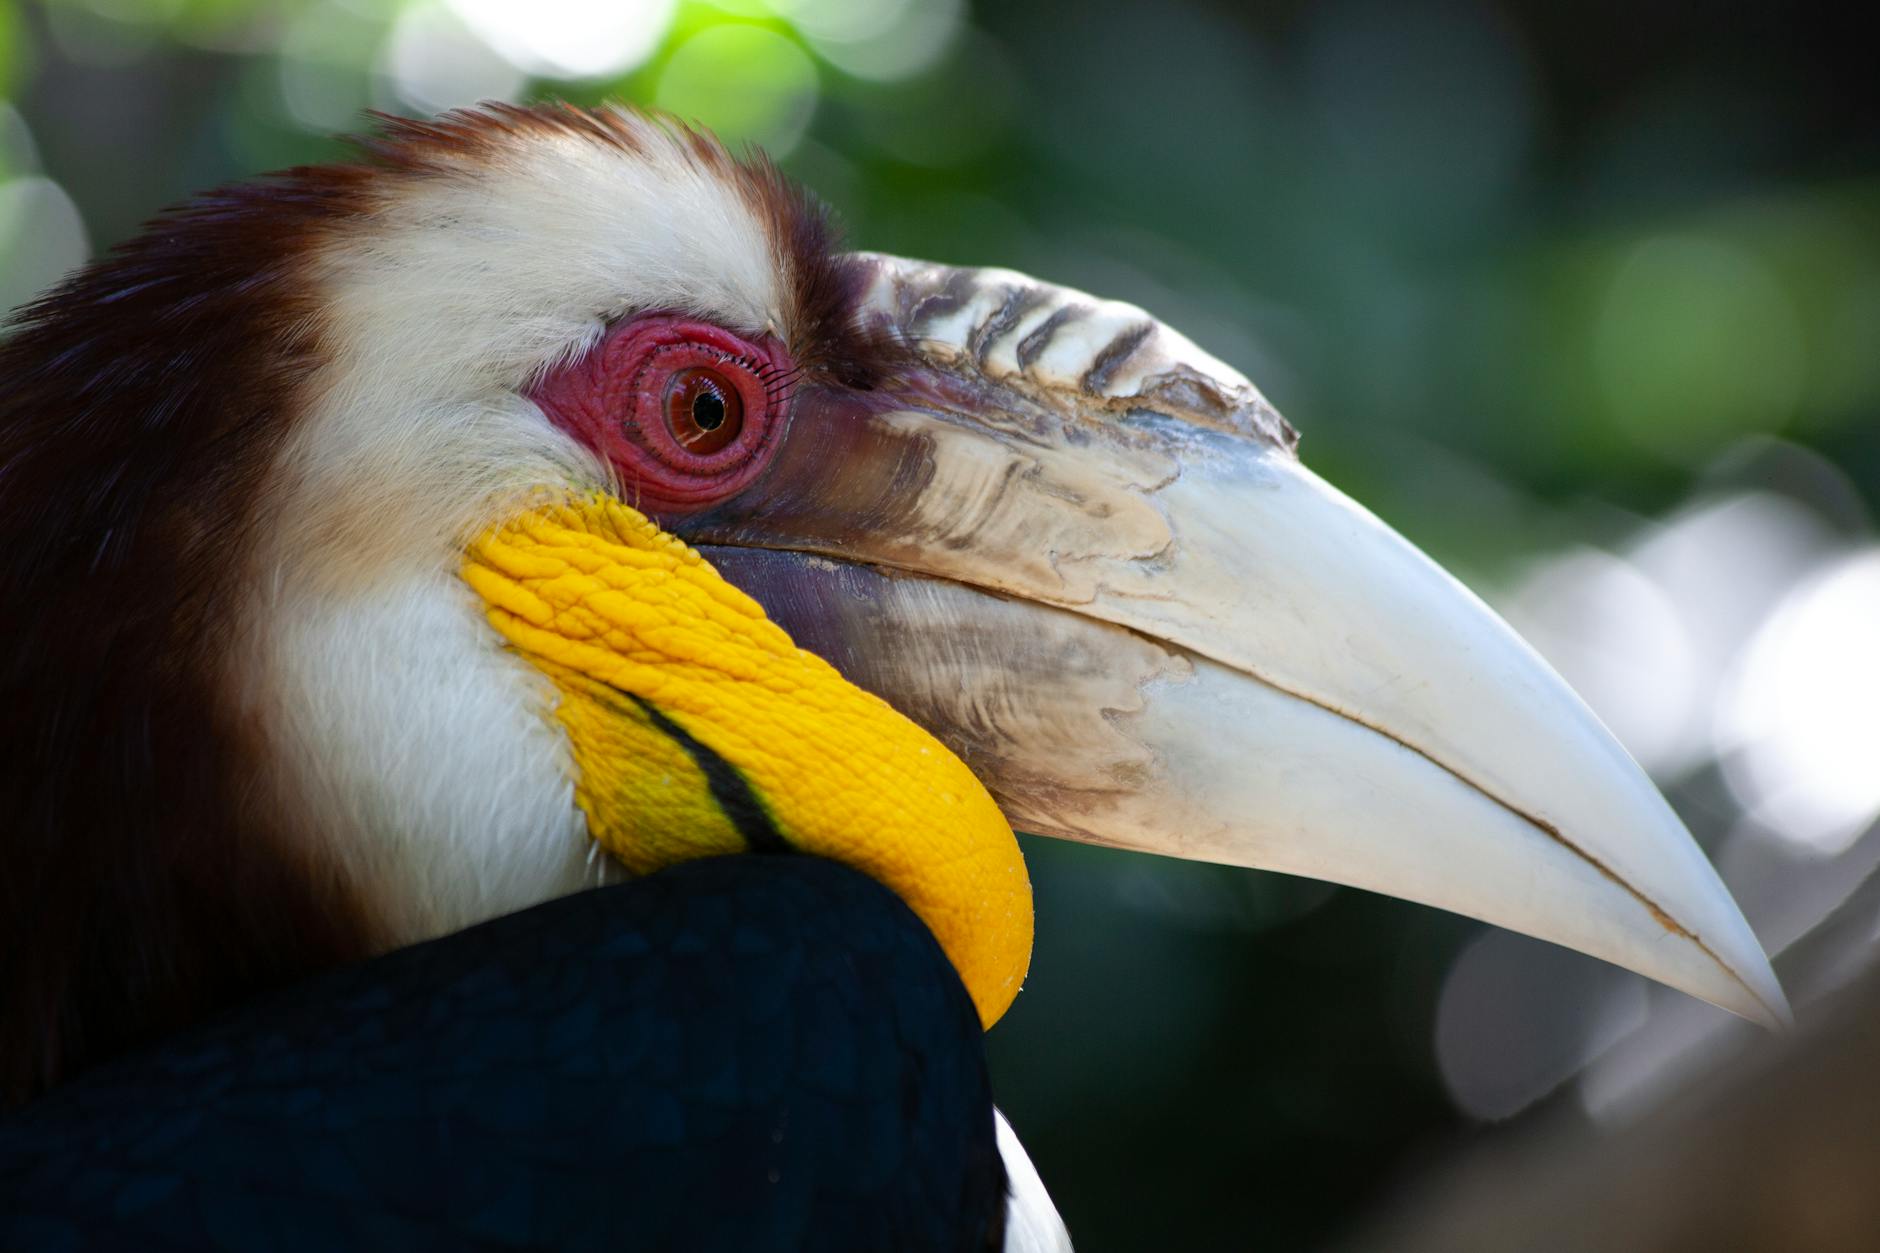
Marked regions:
[528,314,792,516]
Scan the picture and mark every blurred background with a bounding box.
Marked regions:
[3,1,1878,1248]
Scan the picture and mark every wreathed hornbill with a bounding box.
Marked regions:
[0,104,1785,1248]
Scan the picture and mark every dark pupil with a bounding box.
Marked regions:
[691,389,726,431]
[663,366,744,456]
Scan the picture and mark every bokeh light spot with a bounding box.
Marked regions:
[446,0,675,80]
[1717,549,1880,855]
[385,1,527,115]
[1436,928,1645,1121]
[1503,546,1699,778]
[775,0,963,82]
[655,24,818,157]
[1593,234,1806,458]
[0,175,90,314]
[275,1,380,132]
[0,104,38,177]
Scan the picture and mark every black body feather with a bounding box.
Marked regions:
[0,856,1009,1252]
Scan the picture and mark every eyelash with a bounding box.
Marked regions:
[719,351,805,407]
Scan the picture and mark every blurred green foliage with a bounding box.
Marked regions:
[0,2,21,102]
[3,2,1877,1248]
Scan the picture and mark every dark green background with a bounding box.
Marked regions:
[4,2,1876,1248]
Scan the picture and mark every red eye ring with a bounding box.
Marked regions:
[528,315,792,516]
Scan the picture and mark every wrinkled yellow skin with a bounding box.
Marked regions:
[462,495,1031,1027]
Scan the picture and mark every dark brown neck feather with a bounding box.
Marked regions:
[0,156,384,1106]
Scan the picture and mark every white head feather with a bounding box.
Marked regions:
[245,106,793,944]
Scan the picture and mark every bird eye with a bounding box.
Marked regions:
[663,367,744,455]
[528,314,792,516]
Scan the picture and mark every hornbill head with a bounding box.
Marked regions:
[0,103,1785,1104]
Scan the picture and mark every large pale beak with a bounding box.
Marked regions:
[675,254,1789,1028]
